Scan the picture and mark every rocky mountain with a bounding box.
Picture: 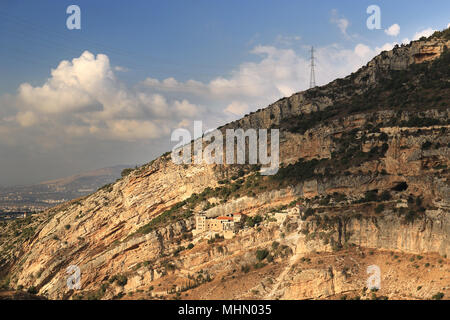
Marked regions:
[0,30,449,300]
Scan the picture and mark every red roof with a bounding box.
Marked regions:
[217,216,233,221]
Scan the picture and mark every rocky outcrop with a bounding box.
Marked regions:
[1,33,449,300]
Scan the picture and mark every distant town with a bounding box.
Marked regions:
[0,165,129,220]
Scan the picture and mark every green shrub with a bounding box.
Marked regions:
[109,274,127,286]
[375,204,385,214]
[404,210,419,223]
[241,265,251,273]
[421,141,433,150]
[271,241,280,250]
[98,183,114,193]
[245,215,263,227]
[256,249,269,261]
[121,168,134,177]
[380,191,391,201]
[363,191,378,202]
[27,286,38,294]
[432,292,444,300]
[303,208,315,220]
[254,262,267,269]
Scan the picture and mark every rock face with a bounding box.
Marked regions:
[0,32,449,300]
[296,213,450,257]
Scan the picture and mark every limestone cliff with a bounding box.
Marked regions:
[0,31,449,300]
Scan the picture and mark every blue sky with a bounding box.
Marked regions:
[1,0,449,93]
[0,0,449,185]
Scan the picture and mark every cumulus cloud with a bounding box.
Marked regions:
[141,45,307,106]
[330,9,350,37]
[142,43,373,112]
[413,28,436,40]
[106,119,168,141]
[354,44,372,58]
[6,51,206,143]
[224,101,250,116]
[385,24,400,37]
[17,52,112,114]
[16,111,38,127]
[376,42,398,53]
[174,99,201,117]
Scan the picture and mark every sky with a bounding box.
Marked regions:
[0,0,449,186]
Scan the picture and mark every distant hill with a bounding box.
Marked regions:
[39,165,131,190]
[0,165,131,213]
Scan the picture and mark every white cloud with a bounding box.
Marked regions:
[413,28,436,40]
[354,42,395,58]
[224,101,250,116]
[173,99,201,117]
[6,51,205,143]
[138,93,170,117]
[114,66,128,72]
[385,24,400,36]
[275,35,302,46]
[376,42,397,53]
[16,111,38,127]
[330,9,350,37]
[17,51,112,114]
[141,43,374,119]
[374,37,412,54]
[354,44,372,58]
[106,119,167,141]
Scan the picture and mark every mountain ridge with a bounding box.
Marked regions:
[39,165,131,187]
[0,31,449,300]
